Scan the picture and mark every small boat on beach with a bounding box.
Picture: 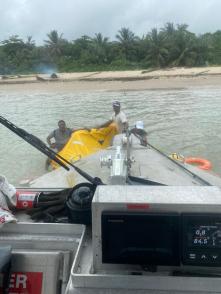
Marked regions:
[36,73,59,82]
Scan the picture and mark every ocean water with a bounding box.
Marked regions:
[0,86,221,186]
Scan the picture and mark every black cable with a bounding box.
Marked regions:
[127,175,166,186]
[146,141,212,186]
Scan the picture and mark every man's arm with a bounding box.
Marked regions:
[94,119,113,129]
[47,132,56,148]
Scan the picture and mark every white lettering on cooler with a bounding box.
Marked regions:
[9,273,27,289]
[18,194,36,201]
[7,272,43,294]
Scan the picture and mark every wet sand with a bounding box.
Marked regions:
[1,67,221,92]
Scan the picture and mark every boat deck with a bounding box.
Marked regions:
[30,135,221,188]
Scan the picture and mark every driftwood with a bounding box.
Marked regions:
[36,75,46,81]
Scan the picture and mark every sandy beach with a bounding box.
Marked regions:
[1,66,221,92]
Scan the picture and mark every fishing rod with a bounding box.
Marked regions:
[146,141,212,186]
[0,116,103,185]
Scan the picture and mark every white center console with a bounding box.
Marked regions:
[69,185,221,293]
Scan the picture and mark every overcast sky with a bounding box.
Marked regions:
[0,0,221,44]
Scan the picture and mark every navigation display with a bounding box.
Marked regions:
[182,213,221,266]
[102,211,180,266]
[188,225,221,248]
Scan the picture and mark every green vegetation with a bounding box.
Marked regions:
[1,23,221,74]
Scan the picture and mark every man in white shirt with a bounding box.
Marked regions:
[98,101,128,133]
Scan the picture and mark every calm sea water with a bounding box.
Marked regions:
[0,86,221,186]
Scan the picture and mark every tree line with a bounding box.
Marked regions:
[1,23,221,74]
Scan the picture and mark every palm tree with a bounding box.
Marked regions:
[44,30,65,56]
[171,25,197,66]
[177,24,189,33]
[162,22,176,36]
[91,33,110,64]
[1,35,25,60]
[206,31,221,64]
[145,28,168,67]
[72,35,92,62]
[116,27,138,60]
[26,36,35,49]
[93,33,109,46]
[116,28,136,44]
[1,35,35,71]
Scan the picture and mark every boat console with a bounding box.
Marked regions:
[92,185,221,272]
[67,135,221,293]
[69,185,221,293]
[100,211,221,268]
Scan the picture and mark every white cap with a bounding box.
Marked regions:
[112,100,120,107]
[135,121,144,130]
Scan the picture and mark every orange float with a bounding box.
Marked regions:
[184,157,212,171]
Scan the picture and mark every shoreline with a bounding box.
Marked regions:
[1,67,221,92]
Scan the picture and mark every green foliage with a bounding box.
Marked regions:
[0,25,221,74]
[144,28,169,67]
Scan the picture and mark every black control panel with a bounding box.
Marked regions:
[102,211,180,266]
[101,211,221,267]
[182,213,221,266]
